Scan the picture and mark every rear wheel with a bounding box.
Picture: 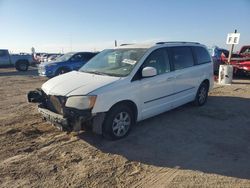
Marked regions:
[194,82,209,106]
[103,104,134,140]
[15,61,29,71]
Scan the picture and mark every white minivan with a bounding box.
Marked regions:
[28,42,213,140]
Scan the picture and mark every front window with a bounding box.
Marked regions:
[0,50,8,57]
[79,48,147,77]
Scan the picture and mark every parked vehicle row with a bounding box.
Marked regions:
[38,52,98,77]
[0,49,36,71]
[34,53,63,63]
[28,42,214,140]
[209,45,250,76]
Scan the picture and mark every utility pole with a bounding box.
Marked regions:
[115,40,117,47]
[70,36,72,52]
[227,29,237,64]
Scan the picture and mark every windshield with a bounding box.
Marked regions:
[79,48,147,77]
[55,52,74,62]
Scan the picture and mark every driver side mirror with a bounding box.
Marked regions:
[142,67,157,78]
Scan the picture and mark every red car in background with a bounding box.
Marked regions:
[239,45,250,58]
[221,45,250,76]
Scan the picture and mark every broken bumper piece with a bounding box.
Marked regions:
[28,89,105,134]
[38,104,68,131]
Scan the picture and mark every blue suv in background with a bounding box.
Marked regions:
[38,52,98,77]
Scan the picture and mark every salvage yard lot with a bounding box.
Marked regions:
[0,67,250,188]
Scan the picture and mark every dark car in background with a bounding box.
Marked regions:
[208,46,229,74]
[209,46,242,74]
[38,52,98,77]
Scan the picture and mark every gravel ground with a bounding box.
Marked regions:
[0,67,250,188]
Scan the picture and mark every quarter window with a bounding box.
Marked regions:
[171,47,194,70]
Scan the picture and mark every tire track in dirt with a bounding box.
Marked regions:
[133,167,180,188]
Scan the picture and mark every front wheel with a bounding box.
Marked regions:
[103,104,134,140]
[194,82,209,106]
[55,68,70,76]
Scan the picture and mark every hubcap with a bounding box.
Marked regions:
[20,63,27,70]
[60,70,65,74]
[112,112,131,137]
[198,86,207,104]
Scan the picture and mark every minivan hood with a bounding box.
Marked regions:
[42,71,121,96]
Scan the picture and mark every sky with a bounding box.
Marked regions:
[0,0,249,53]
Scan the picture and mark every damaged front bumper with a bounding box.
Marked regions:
[27,89,105,134]
[38,104,68,130]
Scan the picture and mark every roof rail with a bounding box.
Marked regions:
[156,41,200,45]
[120,43,134,46]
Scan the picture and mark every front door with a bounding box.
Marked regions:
[138,48,176,120]
[0,50,10,66]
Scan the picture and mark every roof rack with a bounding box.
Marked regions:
[120,43,134,46]
[156,41,200,45]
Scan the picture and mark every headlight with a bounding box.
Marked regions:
[65,96,97,110]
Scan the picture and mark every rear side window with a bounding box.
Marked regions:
[171,47,194,70]
[193,46,211,64]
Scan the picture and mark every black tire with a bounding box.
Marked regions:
[15,61,29,71]
[55,67,70,76]
[194,82,209,106]
[103,104,135,140]
[235,69,245,77]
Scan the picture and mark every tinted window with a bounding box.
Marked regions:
[143,48,170,75]
[0,50,8,57]
[84,53,97,61]
[171,47,194,70]
[71,54,84,62]
[193,46,211,64]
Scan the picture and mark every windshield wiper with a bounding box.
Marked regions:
[82,70,121,77]
[82,70,109,76]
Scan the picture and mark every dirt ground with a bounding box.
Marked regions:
[0,67,250,188]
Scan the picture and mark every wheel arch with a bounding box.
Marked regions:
[15,59,29,71]
[202,79,210,90]
[16,59,29,65]
[55,66,71,75]
[108,100,138,122]
[57,66,71,71]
